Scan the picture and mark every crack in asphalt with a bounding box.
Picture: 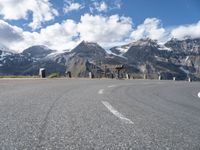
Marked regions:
[36,90,71,149]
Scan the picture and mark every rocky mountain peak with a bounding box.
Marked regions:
[71,41,106,58]
[0,38,200,80]
[165,38,200,53]
[22,45,55,58]
[128,38,159,48]
[110,38,160,56]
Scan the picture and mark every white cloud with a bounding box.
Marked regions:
[0,20,23,44]
[77,14,133,47]
[38,20,79,50]
[90,0,121,13]
[96,1,108,12]
[0,0,58,30]
[0,13,133,51]
[130,18,200,43]
[171,21,200,39]
[113,0,122,9]
[90,1,108,13]
[63,0,83,13]
[131,18,168,42]
[0,19,78,52]
[1,12,200,53]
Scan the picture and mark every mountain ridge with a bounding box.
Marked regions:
[0,38,200,80]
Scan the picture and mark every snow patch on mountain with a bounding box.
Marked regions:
[116,47,129,53]
[0,51,12,61]
[185,56,189,62]
[180,67,190,74]
[106,49,127,59]
[46,51,64,58]
[158,44,172,51]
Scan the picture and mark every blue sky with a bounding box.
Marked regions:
[65,0,200,26]
[6,0,200,30]
[0,0,200,51]
[123,0,200,26]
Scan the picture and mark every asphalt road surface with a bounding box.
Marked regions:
[0,79,200,150]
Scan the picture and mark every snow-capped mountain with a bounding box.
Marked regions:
[0,38,200,80]
[109,38,200,80]
[0,45,15,68]
[22,45,56,60]
[71,41,107,59]
[110,39,171,56]
[61,41,126,77]
[165,38,200,53]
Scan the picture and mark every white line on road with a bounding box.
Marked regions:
[198,92,200,98]
[98,89,104,94]
[102,101,134,124]
[108,85,117,88]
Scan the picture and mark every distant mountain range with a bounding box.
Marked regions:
[0,38,200,80]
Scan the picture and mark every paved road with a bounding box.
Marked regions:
[0,79,200,149]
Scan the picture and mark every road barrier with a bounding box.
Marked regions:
[144,74,147,79]
[158,75,161,80]
[39,68,46,78]
[126,73,130,79]
[89,72,94,79]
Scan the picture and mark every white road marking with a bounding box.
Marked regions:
[98,89,104,94]
[108,85,117,88]
[102,101,134,124]
[198,92,200,98]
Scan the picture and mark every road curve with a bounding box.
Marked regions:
[0,79,200,149]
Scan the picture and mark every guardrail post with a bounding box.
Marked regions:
[144,74,147,79]
[158,75,161,80]
[126,73,130,79]
[39,68,46,78]
[89,72,92,78]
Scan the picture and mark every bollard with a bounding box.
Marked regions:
[89,72,93,79]
[39,68,46,78]
[158,75,161,80]
[144,74,147,79]
[126,73,130,79]
[188,77,191,82]
[66,71,71,78]
[173,77,176,81]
